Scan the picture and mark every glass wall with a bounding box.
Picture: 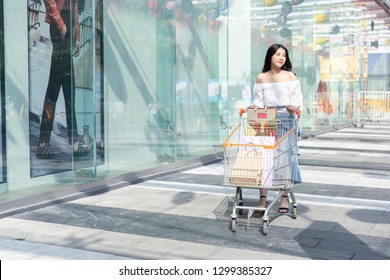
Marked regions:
[0,0,5,195]
[0,0,390,205]
[1,0,104,200]
[102,1,229,176]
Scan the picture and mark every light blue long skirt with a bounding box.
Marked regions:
[277,109,302,184]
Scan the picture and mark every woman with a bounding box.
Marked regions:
[248,43,302,214]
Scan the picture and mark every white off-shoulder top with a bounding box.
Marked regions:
[253,80,303,108]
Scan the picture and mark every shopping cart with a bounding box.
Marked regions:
[222,108,299,235]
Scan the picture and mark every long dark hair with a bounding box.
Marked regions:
[262,43,292,73]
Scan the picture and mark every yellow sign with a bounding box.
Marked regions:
[264,0,277,7]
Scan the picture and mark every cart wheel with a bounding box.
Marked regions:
[230,219,237,232]
[262,221,268,235]
[292,206,298,219]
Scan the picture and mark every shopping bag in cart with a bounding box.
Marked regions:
[230,148,263,187]
[239,135,275,187]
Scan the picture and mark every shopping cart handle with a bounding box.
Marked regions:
[239,106,301,117]
[295,108,301,118]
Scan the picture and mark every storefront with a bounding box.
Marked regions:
[0,0,389,207]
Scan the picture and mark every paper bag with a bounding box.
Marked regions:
[230,149,263,187]
[235,135,276,187]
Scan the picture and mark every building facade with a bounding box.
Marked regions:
[0,0,389,206]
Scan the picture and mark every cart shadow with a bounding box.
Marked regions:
[213,195,310,230]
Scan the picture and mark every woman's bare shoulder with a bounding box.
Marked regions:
[256,72,269,83]
[285,70,298,81]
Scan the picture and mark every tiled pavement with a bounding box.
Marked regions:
[0,122,389,260]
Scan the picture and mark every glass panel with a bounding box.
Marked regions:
[72,0,104,179]
[28,0,100,179]
[94,0,105,175]
[174,0,229,162]
[0,0,5,190]
[368,53,390,90]
[102,1,161,174]
[155,1,177,163]
[291,2,315,131]
[175,1,202,161]
[206,0,229,154]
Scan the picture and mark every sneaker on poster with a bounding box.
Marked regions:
[36,143,61,160]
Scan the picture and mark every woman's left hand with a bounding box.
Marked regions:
[286,105,300,113]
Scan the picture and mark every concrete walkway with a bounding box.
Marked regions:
[0,122,389,260]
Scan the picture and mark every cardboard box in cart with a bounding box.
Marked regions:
[246,108,278,137]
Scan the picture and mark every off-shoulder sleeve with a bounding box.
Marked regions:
[290,80,303,107]
[252,83,265,108]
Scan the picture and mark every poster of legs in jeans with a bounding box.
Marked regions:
[0,0,4,183]
[28,0,104,177]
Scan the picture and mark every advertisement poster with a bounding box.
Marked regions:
[28,0,104,177]
[0,0,4,183]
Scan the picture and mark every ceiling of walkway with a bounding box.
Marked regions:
[246,0,390,49]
